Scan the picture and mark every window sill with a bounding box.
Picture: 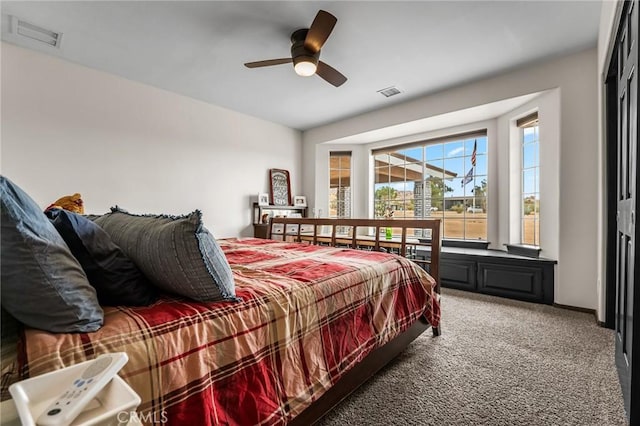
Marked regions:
[504,244,541,258]
[418,239,490,250]
[443,240,489,250]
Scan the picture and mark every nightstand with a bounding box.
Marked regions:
[0,398,142,425]
[252,203,307,238]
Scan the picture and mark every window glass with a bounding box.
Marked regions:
[373,134,488,240]
[329,152,352,218]
[521,121,540,246]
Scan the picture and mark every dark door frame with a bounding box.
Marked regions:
[605,55,618,330]
[604,1,639,423]
[604,1,625,331]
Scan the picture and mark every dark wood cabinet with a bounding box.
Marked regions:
[420,247,555,304]
[252,203,307,238]
[253,223,270,239]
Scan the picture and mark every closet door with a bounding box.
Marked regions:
[614,1,639,422]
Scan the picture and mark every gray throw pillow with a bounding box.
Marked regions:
[94,207,237,302]
[0,176,104,333]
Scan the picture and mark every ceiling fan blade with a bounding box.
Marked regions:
[304,10,337,53]
[316,61,347,87]
[244,58,292,68]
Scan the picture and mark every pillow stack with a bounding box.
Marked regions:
[0,176,103,333]
[0,176,238,335]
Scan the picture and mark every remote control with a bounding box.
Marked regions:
[36,353,128,426]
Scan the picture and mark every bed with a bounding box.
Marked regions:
[1,219,441,425]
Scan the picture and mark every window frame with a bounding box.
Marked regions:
[518,113,540,247]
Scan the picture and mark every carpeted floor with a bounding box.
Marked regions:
[318,288,628,426]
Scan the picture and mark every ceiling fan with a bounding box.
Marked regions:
[244,10,347,87]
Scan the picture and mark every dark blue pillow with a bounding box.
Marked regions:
[45,208,158,306]
[1,307,21,344]
[0,176,103,333]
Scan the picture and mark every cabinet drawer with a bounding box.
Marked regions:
[477,262,543,302]
[441,259,476,291]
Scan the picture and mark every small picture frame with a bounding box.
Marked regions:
[258,193,270,206]
[293,195,307,207]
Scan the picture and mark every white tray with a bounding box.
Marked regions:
[7,360,141,426]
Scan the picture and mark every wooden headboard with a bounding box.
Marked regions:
[268,217,441,293]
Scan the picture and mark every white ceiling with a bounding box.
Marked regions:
[1,1,601,131]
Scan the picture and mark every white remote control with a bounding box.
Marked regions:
[36,353,128,426]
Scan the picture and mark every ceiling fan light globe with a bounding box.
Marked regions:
[294,60,317,77]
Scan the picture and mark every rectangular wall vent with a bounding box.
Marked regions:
[10,16,62,48]
[377,86,402,98]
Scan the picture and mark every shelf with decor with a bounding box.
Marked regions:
[252,202,307,239]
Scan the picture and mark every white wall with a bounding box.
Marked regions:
[303,49,598,310]
[1,43,302,238]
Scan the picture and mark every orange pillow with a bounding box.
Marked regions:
[46,193,84,214]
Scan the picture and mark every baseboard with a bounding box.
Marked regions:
[553,303,599,324]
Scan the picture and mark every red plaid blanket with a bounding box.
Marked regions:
[15,238,439,425]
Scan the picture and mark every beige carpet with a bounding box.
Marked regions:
[319,288,628,426]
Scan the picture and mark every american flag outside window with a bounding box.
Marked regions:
[462,141,477,187]
[471,141,477,167]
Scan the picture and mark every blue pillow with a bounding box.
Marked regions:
[45,208,159,306]
[0,176,103,333]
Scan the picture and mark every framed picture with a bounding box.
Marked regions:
[293,195,307,207]
[258,193,270,206]
[269,169,291,206]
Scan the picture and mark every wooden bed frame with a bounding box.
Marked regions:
[268,218,441,425]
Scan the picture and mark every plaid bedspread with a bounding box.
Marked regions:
[13,238,440,425]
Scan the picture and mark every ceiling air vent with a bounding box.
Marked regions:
[377,86,402,98]
[10,16,63,48]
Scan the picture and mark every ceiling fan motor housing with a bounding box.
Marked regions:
[291,28,319,68]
